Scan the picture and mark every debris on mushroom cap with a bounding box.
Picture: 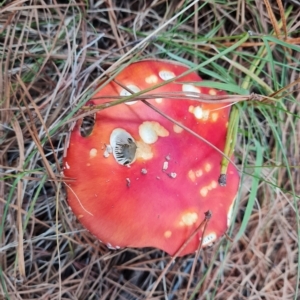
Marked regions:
[63,59,240,256]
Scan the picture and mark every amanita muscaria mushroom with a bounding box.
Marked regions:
[63,59,240,256]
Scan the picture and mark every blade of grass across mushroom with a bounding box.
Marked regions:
[81,32,251,111]
[85,74,245,172]
[77,71,256,187]
[79,92,263,124]
[79,77,254,184]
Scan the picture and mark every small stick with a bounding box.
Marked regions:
[146,211,212,300]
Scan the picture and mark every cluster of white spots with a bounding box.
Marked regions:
[211,112,219,122]
[139,121,169,144]
[227,200,235,227]
[103,145,112,158]
[164,230,172,238]
[120,84,140,105]
[89,148,98,158]
[135,140,153,160]
[182,84,201,94]
[173,124,183,133]
[196,163,215,196]
[208,89,217,96]
[65,162,70,170]
[155,98,163,103]
[188,169,203,182]
[159,70,176,81]
[188,105,209,120]
[199,180,217,197]
[162,159,177,178]
[145,74,158,84]
[201,232,217,247]
[179,212,198,226]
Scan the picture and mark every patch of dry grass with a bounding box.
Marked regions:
[0,0,299,299]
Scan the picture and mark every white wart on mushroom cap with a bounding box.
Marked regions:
[63,59,240,256]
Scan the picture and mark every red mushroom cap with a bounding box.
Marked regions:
[63,59,239,256]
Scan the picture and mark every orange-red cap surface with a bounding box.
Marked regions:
[63,60,240,256]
